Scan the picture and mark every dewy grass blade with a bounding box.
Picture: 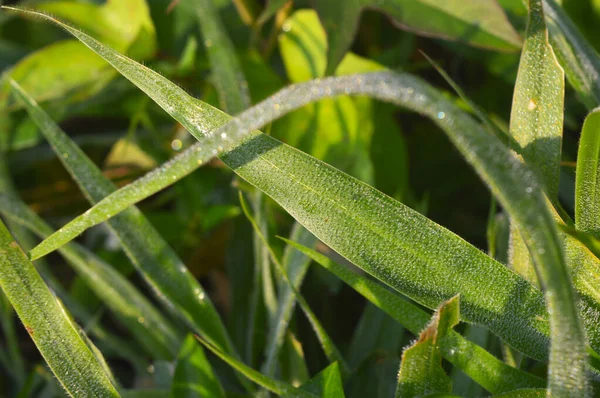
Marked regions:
[543,0,600,109]
[8,78,235,357]
[0,219,120,397]
[8,9,590,371]
[0,192,181,361]
[283,239,545,394]
[575,109,600,238]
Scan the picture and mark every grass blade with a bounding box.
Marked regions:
[575,109,600,238]
[172,334,225,398]
[0,192,181,361]
[0,218,120,397]
[395,296,458,397]
[283,239,545,394]
[8,77,235,356]
[300,362,345,398]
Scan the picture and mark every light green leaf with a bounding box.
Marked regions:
[8,75,236,357]
[11,10,591,373]
[0,219,120,397]
[284,239,545,394]
[395,295,458,397]
[493,389,547,397]
[575,109,600,238]
[172,334,225,398]
[300,362,345,398]
[544,0,600,109]
[315,0,522,74]
[0,191,181,361]
[197,337,316,398]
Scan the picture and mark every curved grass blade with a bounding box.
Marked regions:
[239,192,350,376]
[0,192,181,361]
[283,239,545,394]
[172,334,225,398]
[8,10,587,371]
[0,219,120,397]
[395,296,457,397]
[575,109,600,238]
[543,0,600,109]
[8,77,235,357]
[196,337,317,398]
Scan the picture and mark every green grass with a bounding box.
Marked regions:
[1,0,600,396]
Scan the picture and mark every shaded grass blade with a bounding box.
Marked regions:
[0,218,120,397]
[8,77,235,356]
[283,239,545,394]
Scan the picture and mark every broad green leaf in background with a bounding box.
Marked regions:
[13,9,593,373]
[284,239,545,394]
[315,0,522,74]
[7,77,236,358]
[299,362,345,398]
[395,295,458,397]
[172,334,225,398]
[0,0,156,109]
[575,109,600,238]
[197,337,316,398]
[0,218,120,397]
[0,190,181,362]
[543,0,600,109]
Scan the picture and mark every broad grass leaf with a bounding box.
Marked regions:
[316,0,522,74]
[0,192,181,361]
[8,78,236,357]
[299,362,345,398]
[0,219,120,397]
[172,334,225,398]
[284,239,545,394]
[575,109,600,238]
[395,296,458,397]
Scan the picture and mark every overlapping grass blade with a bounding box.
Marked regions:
[543,0,600,109]
[299,362,345,397]
[8,76,235,356]
[9,8,590,369]
[575,109,600,238]
[196,337,317,398]
[0,218,120,397]
[239,192,350,376]
[283,239,545,394]
[172,334,225,398]
[395,296,457,397]
[0,192,181,361]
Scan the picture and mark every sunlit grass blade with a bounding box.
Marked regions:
[172,334,225,398]
[0,192,181,361]
[575,109,600,238]
[283,239,545,394]
[8,77,235,357]
[543,0,600,109]
[299,362,344,397]
[196,337,317,398]
[0,218,120,397]
[395,296,458,397]
[9,8,588,369]
[239,192,350,376]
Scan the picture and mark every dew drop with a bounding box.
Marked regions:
[282,22,292,32]
[526,187,533,193]
[528,99,537,111]
[179,266,187,273]
[204,39,213,47]
[147,365,155,374]
[197,159,203,165]
[171,139,182,151]
[437,111,446,120]
[138,316,145,324]
[220,132,227,139]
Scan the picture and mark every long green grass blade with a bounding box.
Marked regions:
[196,337,317,398]
[575,109,600,238]
[10,10,590,373]
[283,239,545,394]
[395,296,457,397]
[543,0,600,109]
[172,334,225,398]
[7,76,235,356]
[0,192,181,361]
[0,218,120,397]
